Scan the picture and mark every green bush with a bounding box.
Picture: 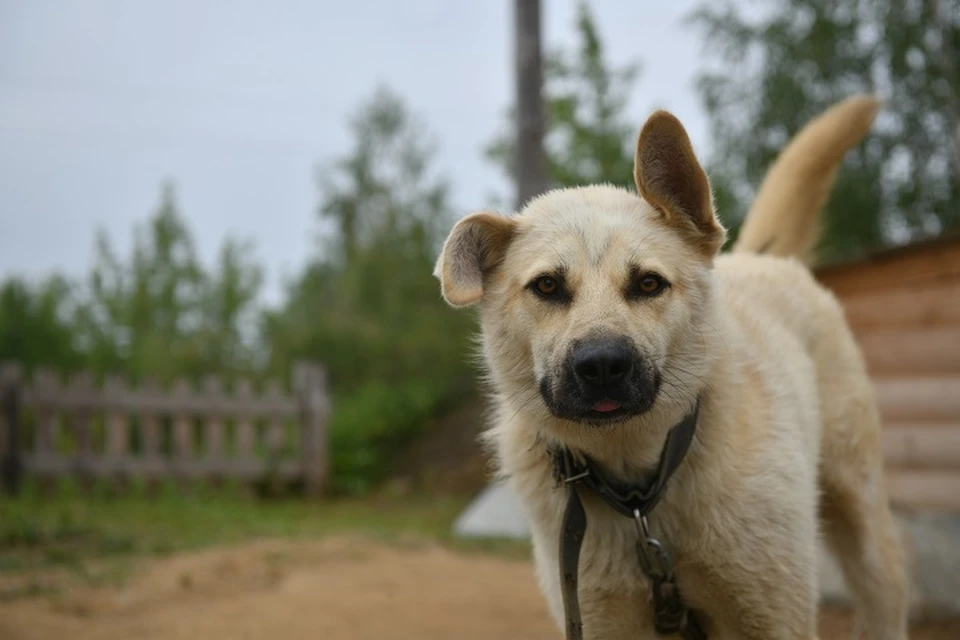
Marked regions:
[329,378,460,495]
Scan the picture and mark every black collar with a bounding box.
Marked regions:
[548,399,707,640]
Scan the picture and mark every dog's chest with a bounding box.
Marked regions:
[527,484,742,638]
[530,493,684,625]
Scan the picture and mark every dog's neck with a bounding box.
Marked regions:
[540,387,709,481]
[516,352,730,484]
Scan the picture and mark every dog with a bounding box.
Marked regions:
[433,95,909,639]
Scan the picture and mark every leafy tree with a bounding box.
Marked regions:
[0,275,81,371]
[486,1,642,198]
[266,85,470,390]
[77,182,264,381]
[198,237,265,374]
[76,182,204,380]
[687,0,960,262]
[264,85,475,493]
[316,86,451,265]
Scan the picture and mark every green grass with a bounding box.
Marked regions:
[0,479,530,600]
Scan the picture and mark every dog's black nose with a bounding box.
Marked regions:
[572,340,634,390]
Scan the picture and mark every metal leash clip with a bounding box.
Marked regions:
[634,509,689,635]
[633,509,673,582]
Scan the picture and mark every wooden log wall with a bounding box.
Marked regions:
[815,235,960,512]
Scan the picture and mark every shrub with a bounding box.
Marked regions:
[328,378,461,495]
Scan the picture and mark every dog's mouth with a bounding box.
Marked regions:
[544,396,654,426]
[585,398,631,421]
[583,399,634,425]
[592,399,622,413]
[538,376,661,426]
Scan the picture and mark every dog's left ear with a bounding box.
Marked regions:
[634,110,726,256]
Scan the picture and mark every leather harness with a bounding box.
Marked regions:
[548,400,708,639]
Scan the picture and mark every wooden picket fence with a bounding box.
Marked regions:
[0,361,330,495]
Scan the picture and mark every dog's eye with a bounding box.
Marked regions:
[638,275,663,294]
[529,274,569,302]
[629,272,668,298]
[534,276,559,296]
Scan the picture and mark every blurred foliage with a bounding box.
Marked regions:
[327,379,461,495]
[4,0,958,497]
[262,86,477,493]
[486,1,641,198]
[69,183,265,383]
[0,87,472,496]
[0,276,82,372]
[0,183,266,385]
[688,0,960,262]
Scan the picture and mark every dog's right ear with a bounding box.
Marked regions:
[433,211,517,307]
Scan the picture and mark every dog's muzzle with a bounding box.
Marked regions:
[540,336,660,425]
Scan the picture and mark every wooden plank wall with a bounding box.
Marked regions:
[0,362,331,495]
[815,236,960,512]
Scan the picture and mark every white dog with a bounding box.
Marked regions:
[434,96,908,639]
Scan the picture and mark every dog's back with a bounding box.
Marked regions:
[720,95,910,640]
[708,94,883,385]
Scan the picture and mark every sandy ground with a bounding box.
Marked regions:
[2,537,958,640]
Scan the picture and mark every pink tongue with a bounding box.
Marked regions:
[592,400,621,413]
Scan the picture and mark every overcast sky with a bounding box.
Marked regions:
[0,0,711,304]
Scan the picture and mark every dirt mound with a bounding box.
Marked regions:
[2,537,958,639]
[0,537,549,640]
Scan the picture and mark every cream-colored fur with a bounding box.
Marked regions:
[733,95,881,263]
[433,96,908,639]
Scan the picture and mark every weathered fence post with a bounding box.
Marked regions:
[1,362,23,496]
[69,370,96,483]
[294,361,330,496]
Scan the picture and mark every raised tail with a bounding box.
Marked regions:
[731,95,881,262]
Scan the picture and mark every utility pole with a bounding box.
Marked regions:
[933,0,960,185]
[514,0,548,210]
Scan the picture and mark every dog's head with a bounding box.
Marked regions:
[434,111,725,435]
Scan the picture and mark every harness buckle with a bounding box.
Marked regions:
[633,508,694,635]
[633,509,674,582]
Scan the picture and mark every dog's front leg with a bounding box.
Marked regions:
[678,545,821,640]
[578,587,656,639]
